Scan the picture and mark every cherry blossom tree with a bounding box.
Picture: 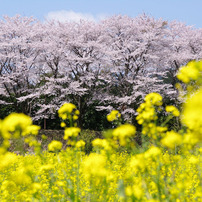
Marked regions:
[61,20,107,127]
[0,15,40,115]
[96,15,177,121]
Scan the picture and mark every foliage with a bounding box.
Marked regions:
[0,61,202,201]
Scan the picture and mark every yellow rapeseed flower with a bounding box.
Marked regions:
[112,124,136,146]
[144,146,161,159]
[144,92,163,106]
[22,125,40,136]
[1,113,32,139]
[166,105,180,117]
[82,153,107,179]
[31,182,42,193]
[0,152,18,170]
[125,184,144,199]
[161,131,182,149]
[12,168,32,186]
[1,180,17,193]
[64,127,81,140]
[48,140,63,152]
[58,103,77,120]
[107,110,121,122]
[189,155,199,164]
[182,88,202,141]
[60,122,66,128]
[92,138,111,150]
[136,106,157,124]
[130,153,146,172]
[75,140,85,148]
[177,61,202,83]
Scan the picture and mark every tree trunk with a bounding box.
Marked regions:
[44,118,46,129]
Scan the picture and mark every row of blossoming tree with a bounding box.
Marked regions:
[0,14,202,128]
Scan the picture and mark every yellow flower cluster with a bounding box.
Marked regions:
[144,92,163,106]
[177,60,202,143]
[0,113,40,154]
[92,138,111,151]
[182,89,202,142]
[75,140,85,148]
[58,103,79,120]
[112,124,136,146]
[136,93,162,125]
[136,93,166,140]
[161,131,182,149]
[58,103,82,147]
[107,110,121,122]
[64,127,81,140]
[165,105,180,117]
[48,140,63,152]
[82,153,108,180]
[177,60,202,83]
[1,113,32,139]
